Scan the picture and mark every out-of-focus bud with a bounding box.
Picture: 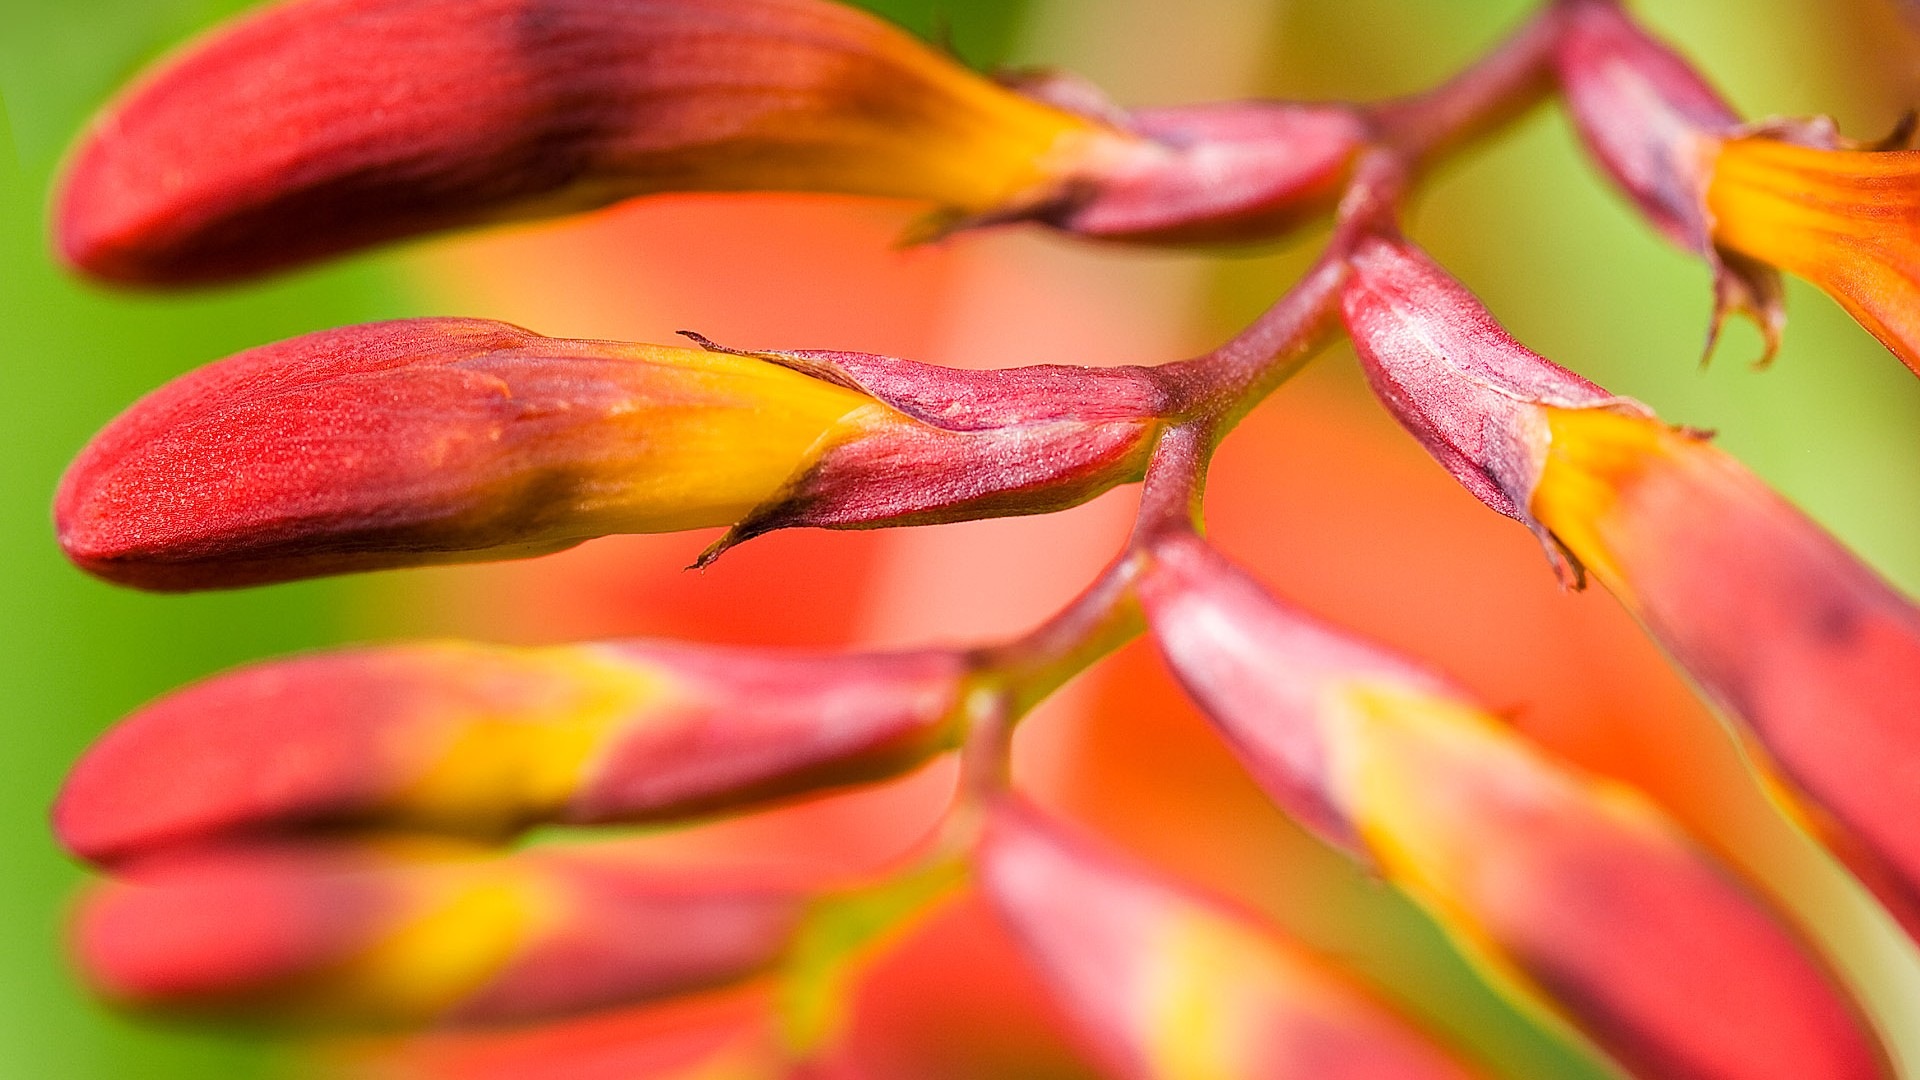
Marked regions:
[1531,405,1920,943]
[1707,134,1920,376]
[975,799,1481,1080]
[56,640,969,866]
[1339,234,1649,581]
[55,318,1169,590]
[1551,0,1784,356]
[73,840,805,1028]
[55,0,1371,287]
[1137,534,1892,1080]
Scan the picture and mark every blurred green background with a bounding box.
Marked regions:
[2,0,1917,1076]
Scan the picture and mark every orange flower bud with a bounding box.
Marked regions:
[55,318,1168,589]
[56,639,969,865]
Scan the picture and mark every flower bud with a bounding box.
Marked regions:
[56,639,968,866]
[1138,535,1892,1080]
[55,0,1113,286]
[73,840,804,1028]
[55,318,1169,589]
[56,0,1372,287]
[1532,405,1920,942]
[976,799,1480,1080]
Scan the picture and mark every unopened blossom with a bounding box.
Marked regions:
[1555,0,1920,370]
[55,0,1369,287]
[56,640,969,865]
[1531,406,1920,940]
[1342,232,1920,946]
[73,839,805,1028]
[976,799,1482,1080]
[55,318,1169,589]
[1138,534,1891,1080]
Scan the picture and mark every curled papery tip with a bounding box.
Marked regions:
[56,317,1170,589]
[56,639,970,865]
[976,799,1480,1080]
[55,0,1117,286]
[1136,537,1891,1079]
[73,841,806,1028]
[1531,405,1920,942]
[1339,234,1651,581]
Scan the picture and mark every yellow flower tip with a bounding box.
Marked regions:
[1708,136,1920,374]
[1529,406,1701,588]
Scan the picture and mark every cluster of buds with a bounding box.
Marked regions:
[44,0,1920,1077]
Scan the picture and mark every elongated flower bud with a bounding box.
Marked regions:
[1343,233,1920,949]
[1138,535,1891,1080]
[56,640,968,866]
[55,318,1168,589]
[1531,406,1920,942]
[56,0,1104,286]
[73,840,804,1028]
[55,0,1370,287]
[976,799,1482,1080]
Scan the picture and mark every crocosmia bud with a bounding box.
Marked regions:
[55,639,969,866]
[55,0,1372,287]
[976,799,1480,1080]
[73,840,805,1028]
[1531,406,1920,942]
[55,0,1110,286]
[55,318,1169,589]
[1138,535,1891,1080]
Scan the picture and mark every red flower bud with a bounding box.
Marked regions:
[55,0,1113,286]
[1533,406,1920,942]
[56,639,968,866]
[55,0,1371,287]
[73,840,804,1028]
[55,318,1169,589]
